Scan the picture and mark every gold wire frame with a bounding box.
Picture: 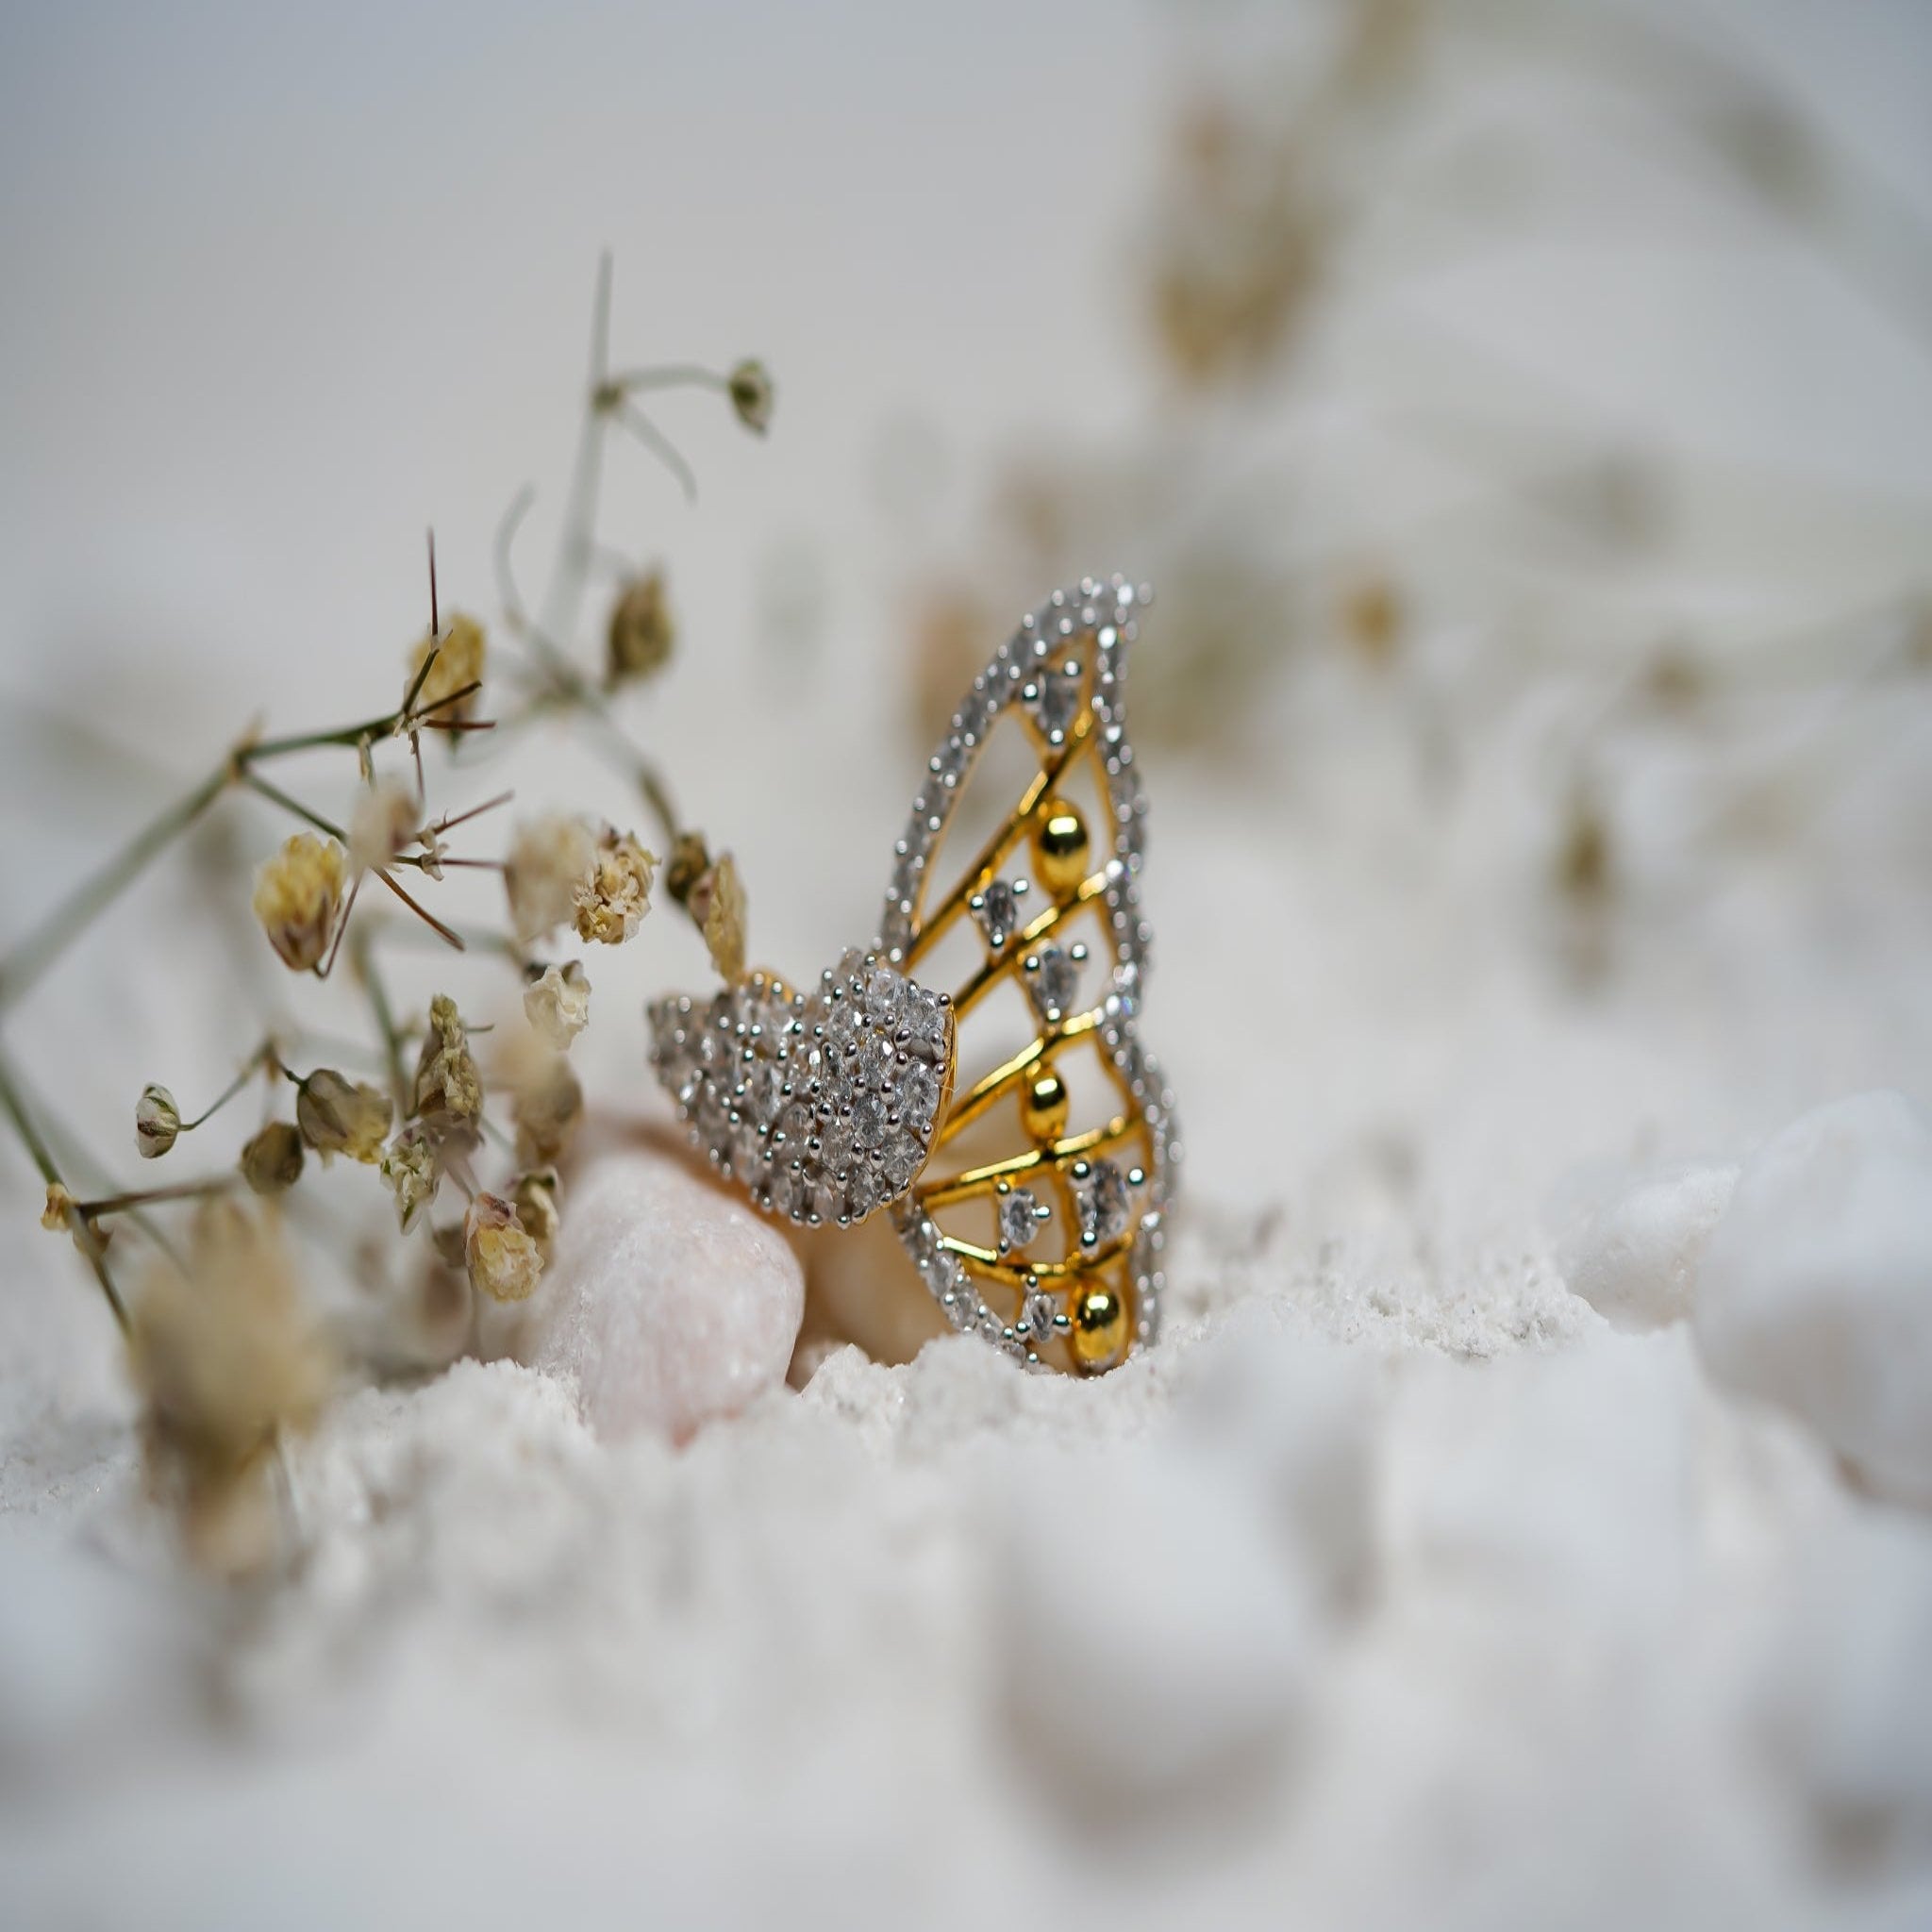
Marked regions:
[894,625,1158,1373]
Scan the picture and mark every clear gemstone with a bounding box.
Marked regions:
[849,1092,888,1147]
[1031,658,1083,741]
[974,877,1024,950]
[1076,1159,1131,1243]
[880,1130,924,1192]
[898,1061,940,1134]
[818,1119,855,1178]
[743,1058,784,1126]
[904,992,948,1059]
[1000,1188,1044,1252]
[774,1101,815,1154]
[845,1160,884,1221]
[865,967,903,1022]
[1025,946,1078,1022]
[1024,1288,1060,1339]
[859,1031,897,1089]
[825,995,860,1047]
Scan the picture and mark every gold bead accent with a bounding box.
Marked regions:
[1033,797,1090,895]
[1068,1283,1128,1371]
[1020,1066,1070,1143]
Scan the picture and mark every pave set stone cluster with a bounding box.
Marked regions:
[648,953,954,1228]
[646,575,1178,1376]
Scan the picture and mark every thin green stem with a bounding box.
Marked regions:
[182,1042,278,1130]
[0,762,233,1014]
[0,1043,128,1331]
[353,927,410,1113]
[240,770,348,843]
[76,1174,239,1220]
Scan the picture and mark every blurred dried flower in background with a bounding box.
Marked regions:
[252,833,347,973]
[505,813,597,945]
[240,1122,306,1195]
[691,853,748,984]
[523,960,591,1050]
[606,570,675,688]
[295,1070,393,1164]
[136,1083,180,1159]
[348,779,420,875]
[1338,574,1404,670]
[414,994,482,1134]
[126,1200,333,1573]
[572,827,657,945]
[510,1052,583,1168]
[380,1123,438,1233]
[727,358,774,435]
[408,612,487,725]
[511,1167,560,1265]
[663,829,711,908]
[463,1192,542,1303]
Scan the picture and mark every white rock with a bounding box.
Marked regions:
[1754,1501,1932,1871]
[519,1140,805,1444]
[999,1437,1315,1814]
[1555,1160,1738,1330]
[1695,1091,1932,1507]
[1175,1313,1379,1612]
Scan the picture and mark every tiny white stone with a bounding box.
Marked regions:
[1694,1091,1932,1507]
[1554,1159,1739,1330]
[519,1143,804,1446]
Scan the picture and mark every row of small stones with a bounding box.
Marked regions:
[879,579,1151,972]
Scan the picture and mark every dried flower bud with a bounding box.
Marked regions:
[664,829,711,908]
[691,853,748,984]
[572,826,657,945]
[252,833,347,974]
[511,1168,561,1265]
[726,358,774,435]
[512,1053,583,1167]
[239,1121,306,1195]
[408,611,487,724]
[524,961,591,1051]
[505,813,597,945]
[136,1084,181,1159]
[348,778,419,875]
[606,570,675,687]
[295,1070,393,1164]
[379,1123,438,1233]
[463,1193,543,1303]
[128,1200,333,1574]
[413,994,483,1132]
[41,1181,76,1232]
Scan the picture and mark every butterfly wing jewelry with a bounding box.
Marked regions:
[648,577,1177,1375]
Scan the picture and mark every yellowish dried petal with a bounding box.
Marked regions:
[41,1182,76,1232]
[505,813,597,945]
[295,1070,393,1164]
[572,827,656,946]
[348,778,419,875]
[511,1168,561,1265]
[413,994,483,1131]
[692,853,748,984]
[464,1193,543,1303]
[239,1122,305,1195]
[511,1053,583,1168]
[379,1123,438,1233]
[524,961,591,1050]
[606,570,675,687]
[408,612,487,724]
[252,833,347,974]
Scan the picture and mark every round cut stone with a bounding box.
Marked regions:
[898,1061,941,1134]
[880,1130,924,1192]
[1076,1159,1131,1244]
[1000,1187,1045,1253]
[1024,1287,1060,1339]
[850,1092,888,1148]
[1026,947,1079,1023]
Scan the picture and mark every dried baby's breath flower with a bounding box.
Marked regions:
[295,1070,393,1164]
[136,1084,181,1159]
[511,1168,561,1265]
[41,1181,76,1232]
[606,570,675,687]
[409,611,486,724]
[505,813,598,945]
[664,829,711,908]
[348,778,419,875]
[511,1052,583,1167]
[726,358,774,435]
[572,826,657,945]
[239,1121,306,1195]
[1339,575,1402,668]
[379,1122,438,1233]
[524,961,591,1050]
[413,993,483,1133]
[691,853,748,984]
[252,833,347,973]
[463,1192,543,1303]
[127,1200,334,1574]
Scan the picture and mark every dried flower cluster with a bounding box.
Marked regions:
[1,258,770,1571]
